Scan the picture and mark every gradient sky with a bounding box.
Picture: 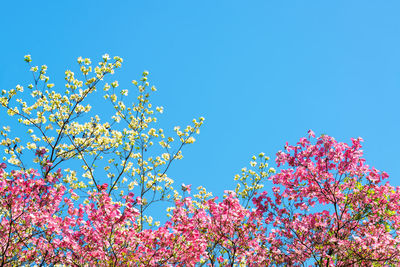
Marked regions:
[1,1,399,201]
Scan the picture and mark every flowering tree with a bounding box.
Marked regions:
[0,55,399,266]
[253,131,400,266]
[0,165,65,265]
[0,54,203,230]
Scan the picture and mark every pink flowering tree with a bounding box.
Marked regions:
[253,131,400,266]
[0,164,66,265]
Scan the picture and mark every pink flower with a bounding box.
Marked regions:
[181,183,192,194]
[97,183,108,191]
[35,148,47,157]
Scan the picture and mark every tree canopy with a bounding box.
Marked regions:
[0,55,399,266]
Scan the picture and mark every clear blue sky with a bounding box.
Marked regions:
[1,1,399,199]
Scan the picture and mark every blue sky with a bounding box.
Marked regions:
[1,0,399,200]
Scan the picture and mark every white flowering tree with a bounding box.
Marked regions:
[0,54,205,228]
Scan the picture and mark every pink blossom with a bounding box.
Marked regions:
[35,148,47,157]
[181,183,192,194]
[307,129,316,138]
